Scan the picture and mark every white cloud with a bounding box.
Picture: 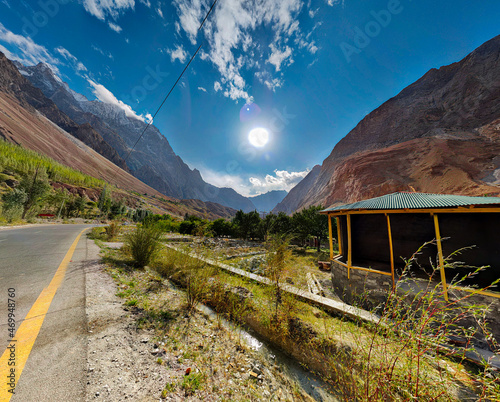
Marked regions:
[91,44,114,60]
[76,62,87,71]
[198,166,309,197]
[55,46,77,63]
[267,44,293,72]
[197,86,207,92]
[157,7,163,18]
[0,23,61,76]
[265,78,283,91]
[214,81,222,91]
[172,0,305,102]
[87,78,150,122]
[55,46,88,72]
[309,8,319,18]
[198,168,251,196]
[326,0,344,6]
[308,42,318,54]
[167,45,187,63]
[139,0,151,7]
[108,22,123,33]
[82,0,135,21]
[249,169,310,194]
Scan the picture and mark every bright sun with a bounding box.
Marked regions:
[248,127,269,148]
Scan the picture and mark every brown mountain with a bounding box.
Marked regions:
[275,35,500,213]
[0,54,129,171]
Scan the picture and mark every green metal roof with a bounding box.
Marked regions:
[321,192,500,213]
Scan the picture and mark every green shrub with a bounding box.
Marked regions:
[88,227,106,240]
[0,139,105,188]
[181,372,205,395]
[105,221,121,240]
[126,226,162,268]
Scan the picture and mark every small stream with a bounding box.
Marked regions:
[196,304,339,401]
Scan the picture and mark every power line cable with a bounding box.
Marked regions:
[122,43,203,165]
[115,0,219,173]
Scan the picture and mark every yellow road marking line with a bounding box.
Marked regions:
[0,228,87,401]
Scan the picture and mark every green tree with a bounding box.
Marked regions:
[19,168,50,219]
[74,195,86,217]
[98,186,111,216]
[210,218,234,237]
[109,199,126,219]
[179,220,197,235]
[270,212,292,236]
[266,234,292,321]
[232,210,261,240]
[1,188,27,222]
[292,205,329,252]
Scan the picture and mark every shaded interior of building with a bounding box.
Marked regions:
[336,213,500,289]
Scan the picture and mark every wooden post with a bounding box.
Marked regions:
[347,213,352,280]
[385,214,395,289]
[328,214,334,260]
[336,217,342,255]
[432,213,448,301]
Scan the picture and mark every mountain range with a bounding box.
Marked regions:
[13,61,261,213]
[0,51,240,219]
[274,34,500,213]
[248,190,288,213]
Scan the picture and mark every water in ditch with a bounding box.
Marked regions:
[197,304,339,401]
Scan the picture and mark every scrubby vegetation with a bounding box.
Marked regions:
[98,227,500,401]
[125,225,163,268]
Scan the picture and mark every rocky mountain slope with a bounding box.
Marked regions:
[0,53,237,219]
[275,35,500,213]
[0,54,129,171]
[249,190,288,212]
[15,61,257,212]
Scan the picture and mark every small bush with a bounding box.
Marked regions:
[105,221,121,240]
[88,227,106,240]
[126,226,162,268]
[181,372,205,395]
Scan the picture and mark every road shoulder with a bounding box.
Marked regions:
[85,238,169,401]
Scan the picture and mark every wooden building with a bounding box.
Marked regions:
[320,192,500,302]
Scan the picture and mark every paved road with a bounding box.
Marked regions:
[0,224,93,401]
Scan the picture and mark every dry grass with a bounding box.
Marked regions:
[101,245,315,401]
[100,234,500,401]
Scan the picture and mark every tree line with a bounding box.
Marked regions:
[145,206,333,252]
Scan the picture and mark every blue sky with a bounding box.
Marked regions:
[0,0,499,196]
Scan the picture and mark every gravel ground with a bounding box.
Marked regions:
[85,239,321,401]
[85,239,170,401]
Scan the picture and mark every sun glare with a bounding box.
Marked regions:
[248,127,269,148]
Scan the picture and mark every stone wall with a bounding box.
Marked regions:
[330,259,393,311]
[331,259,500,350]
